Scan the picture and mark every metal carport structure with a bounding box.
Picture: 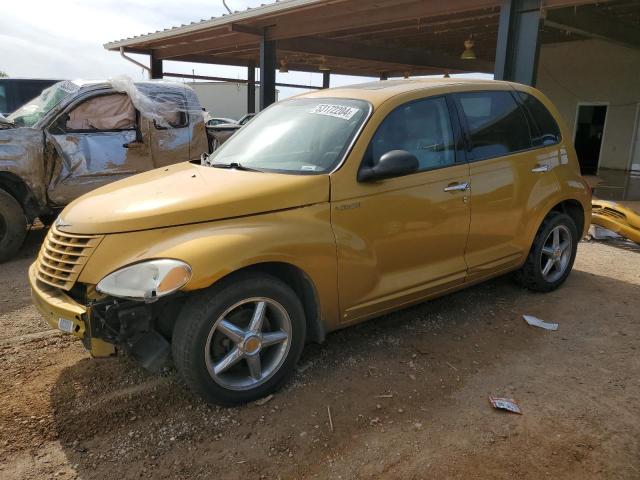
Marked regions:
[104,0,640,112]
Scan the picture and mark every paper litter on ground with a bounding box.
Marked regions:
[489,396,523,414]
[523,314,558,331]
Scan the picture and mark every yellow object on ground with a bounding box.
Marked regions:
[591,199,640,244]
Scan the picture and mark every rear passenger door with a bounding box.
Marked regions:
[453,89,561,280]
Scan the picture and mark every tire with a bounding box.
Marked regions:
[514,211,578,292]
[0,188,27,263]
[172,272,306,406]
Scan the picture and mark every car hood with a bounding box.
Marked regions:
[59,162,330,234]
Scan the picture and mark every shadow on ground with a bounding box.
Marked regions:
[45,267,640,479]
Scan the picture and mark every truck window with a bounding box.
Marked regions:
[65,93,136,131]
[150,93,188,129]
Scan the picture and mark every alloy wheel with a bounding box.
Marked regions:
[204,297,291,391]
[540,224,572,283]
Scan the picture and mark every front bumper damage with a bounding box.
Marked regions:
[29,262,180,369]
[29,263,115,357]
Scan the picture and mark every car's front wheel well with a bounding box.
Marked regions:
[550,200,585,238]
[225,262,326,344]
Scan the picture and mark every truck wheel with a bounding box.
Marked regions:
[514,212,578,292]
[0,189,28,263]
[172,272,306,406]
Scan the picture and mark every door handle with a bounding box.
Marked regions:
[443,182,469,192]
[531,164,550,173]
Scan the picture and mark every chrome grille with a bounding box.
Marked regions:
[36,226,103,290]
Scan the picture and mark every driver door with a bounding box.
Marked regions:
[46,92,153,205]
[332,95,471,323]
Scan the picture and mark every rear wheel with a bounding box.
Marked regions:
[0,188,27,263]
[172,273,306,405]
[514,212,578,292]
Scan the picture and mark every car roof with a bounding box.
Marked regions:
[71,79,195,93]
[299,78,517,107]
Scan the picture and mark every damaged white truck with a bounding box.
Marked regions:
[0,78,209,261]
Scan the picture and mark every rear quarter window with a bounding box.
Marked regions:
[517,91,561,147]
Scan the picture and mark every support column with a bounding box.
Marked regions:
[259,38,276,109]
[322,71,331,89]
[379,72,388,81]
[494,0,541,86]
[247,62,256,114]
[150,51,163,79]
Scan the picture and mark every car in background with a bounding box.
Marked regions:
[237,113,255,125]
[206,116,236,127]
[29,79,591,405]
[206,112,256,150]
[0,78,60,116]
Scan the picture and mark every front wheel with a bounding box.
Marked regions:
[172,273,306,405]
[514,212,578,292]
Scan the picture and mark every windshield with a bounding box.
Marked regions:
[209,98,370,174]
[7,80,79,127]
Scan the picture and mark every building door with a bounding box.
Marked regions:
[574,104,607,175]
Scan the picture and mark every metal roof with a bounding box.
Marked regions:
[104,0,640,77]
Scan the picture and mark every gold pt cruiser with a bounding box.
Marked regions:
[30,79,591,405]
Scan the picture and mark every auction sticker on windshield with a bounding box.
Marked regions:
[310,104,360,120]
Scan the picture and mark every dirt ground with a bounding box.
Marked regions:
[1,228,639,480]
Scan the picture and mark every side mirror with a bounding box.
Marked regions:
[358,150,419,182]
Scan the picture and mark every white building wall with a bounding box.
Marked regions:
[190,82,259,120]
[189,82,279,120]
[536,39,640,171]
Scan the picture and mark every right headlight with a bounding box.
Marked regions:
[96,259,192,301]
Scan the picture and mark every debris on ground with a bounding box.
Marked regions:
[489,396,523,414]
[254,394,274,406]
[327,405,334,432]
[523,315,558,331]
[589,225,621,240]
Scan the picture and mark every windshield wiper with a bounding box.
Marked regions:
[210,162,262,172]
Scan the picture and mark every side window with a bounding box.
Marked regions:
[366,96,456,172]
[151,93,188,129]
[65,93,136,131]
[517,92,561,147]
[455,91,531,161]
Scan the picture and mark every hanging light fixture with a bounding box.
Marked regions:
[279,58,289,73]
[460,36,476,60]
[318,56,331,71]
